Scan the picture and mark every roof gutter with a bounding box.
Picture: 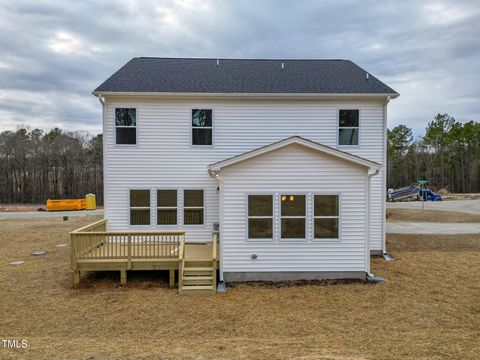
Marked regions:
[92,91,400,99]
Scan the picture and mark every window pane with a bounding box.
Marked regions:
[157,190,177,207]
[184,209,204,225]
[339,110,359,127]
[184,190,203,207]
[281,195,305,216]
[192,109,212,127]
[248,195,272,216]
[130,209,150,225]
[314,218,339,238]
[130,190,150,207]
[339,128,358,145]
[248,219,273,239]
[157,209,177,225]
[314,195,339,216]
[192,128,212,145]
[281,218,305,238]
[116,108,136,126]
[116,128,136,144]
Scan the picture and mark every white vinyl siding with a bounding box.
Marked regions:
[103,97,385,250]
[220,144,368,272]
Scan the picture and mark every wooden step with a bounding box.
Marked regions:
[184,267,213,272]
[182,276,213,286]
[180,285,215,291]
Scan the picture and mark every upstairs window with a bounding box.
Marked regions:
[184,190,204,225]
[116,108,136,145]
[338,109,359,146]
[281,195,306,239]
[248,195,273,239]
[130,190,150,225]
[314,195,339,239]
[192,109,212,145]
[157,190,177,225]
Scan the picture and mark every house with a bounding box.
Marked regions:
[72,58,398,292]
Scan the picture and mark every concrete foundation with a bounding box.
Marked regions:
[370,250,383,256]
[223,271,366,282]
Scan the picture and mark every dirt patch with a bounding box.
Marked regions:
[0,204,44,212]
[387,208,480,223]
[444,193,480,201]
[0,217,479,359]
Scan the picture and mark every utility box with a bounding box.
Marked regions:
[85,194,96,210]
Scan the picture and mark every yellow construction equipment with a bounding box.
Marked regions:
[46,194,96,211]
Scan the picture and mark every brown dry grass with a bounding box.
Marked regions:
[387,208,480,223]
[1,217,479,359]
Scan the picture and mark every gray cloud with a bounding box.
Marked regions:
[0,0,479,135]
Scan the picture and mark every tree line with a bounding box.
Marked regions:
[1,113,478,207]
[0,128,103,205]
[388,113,480,193]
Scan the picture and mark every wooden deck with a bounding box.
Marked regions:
[71,219,218,292]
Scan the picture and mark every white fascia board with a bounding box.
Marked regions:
[92,91,400,99]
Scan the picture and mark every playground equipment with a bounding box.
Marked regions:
[387,182,442,202]
[46,194,97,211]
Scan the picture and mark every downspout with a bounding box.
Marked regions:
[209,169,226,292]
[366,168,383,282]
[382,96,393,261]
[97,95,107,225]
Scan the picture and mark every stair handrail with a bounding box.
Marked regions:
[178,234,186,291]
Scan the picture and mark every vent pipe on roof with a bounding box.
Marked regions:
[366,72,370,80]
[281,62,285,70]
[216,59,220,67]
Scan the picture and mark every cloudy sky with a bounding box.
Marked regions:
[0,0,479,135]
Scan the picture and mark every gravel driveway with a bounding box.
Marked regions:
[0,210,103,219]
[387,199,480,214]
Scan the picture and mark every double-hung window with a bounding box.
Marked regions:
[247,195,273,239]
[116,108,136,144]
[192,109,212,145]
[281,195,306,239]
[184,190,204,225]
[157,190,177,225]
[314,195,339,239]
[130,190,150,225]
[338,109,359,146]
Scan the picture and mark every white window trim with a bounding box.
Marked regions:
[246,194,274,241]
[114,107,138,146]
[312,193,341,241]
[156,189,178,226]
[280,194,307,241]
[337,108,360,147]
[183,189,206,226]
[128,188,151,227]
[191,108,214,147]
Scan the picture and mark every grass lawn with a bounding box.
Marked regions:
[0,216,479,359]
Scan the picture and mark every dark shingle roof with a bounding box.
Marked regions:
[94,57,398,95]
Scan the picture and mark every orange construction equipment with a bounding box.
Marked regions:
[46,199,86,211]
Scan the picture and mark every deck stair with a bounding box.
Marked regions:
[178,232,218,294]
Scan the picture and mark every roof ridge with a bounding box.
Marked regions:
[137,57,346,61]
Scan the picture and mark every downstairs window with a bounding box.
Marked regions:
[314,195,339,239]
[248,195,273,239]
[130,190,150,225]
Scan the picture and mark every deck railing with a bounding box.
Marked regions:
[71,219,185,270]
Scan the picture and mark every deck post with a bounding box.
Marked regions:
[72,271,80,288]
[169,269,175,288]
[120,270,127,286]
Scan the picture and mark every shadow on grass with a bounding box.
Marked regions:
[79,270,174,289]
